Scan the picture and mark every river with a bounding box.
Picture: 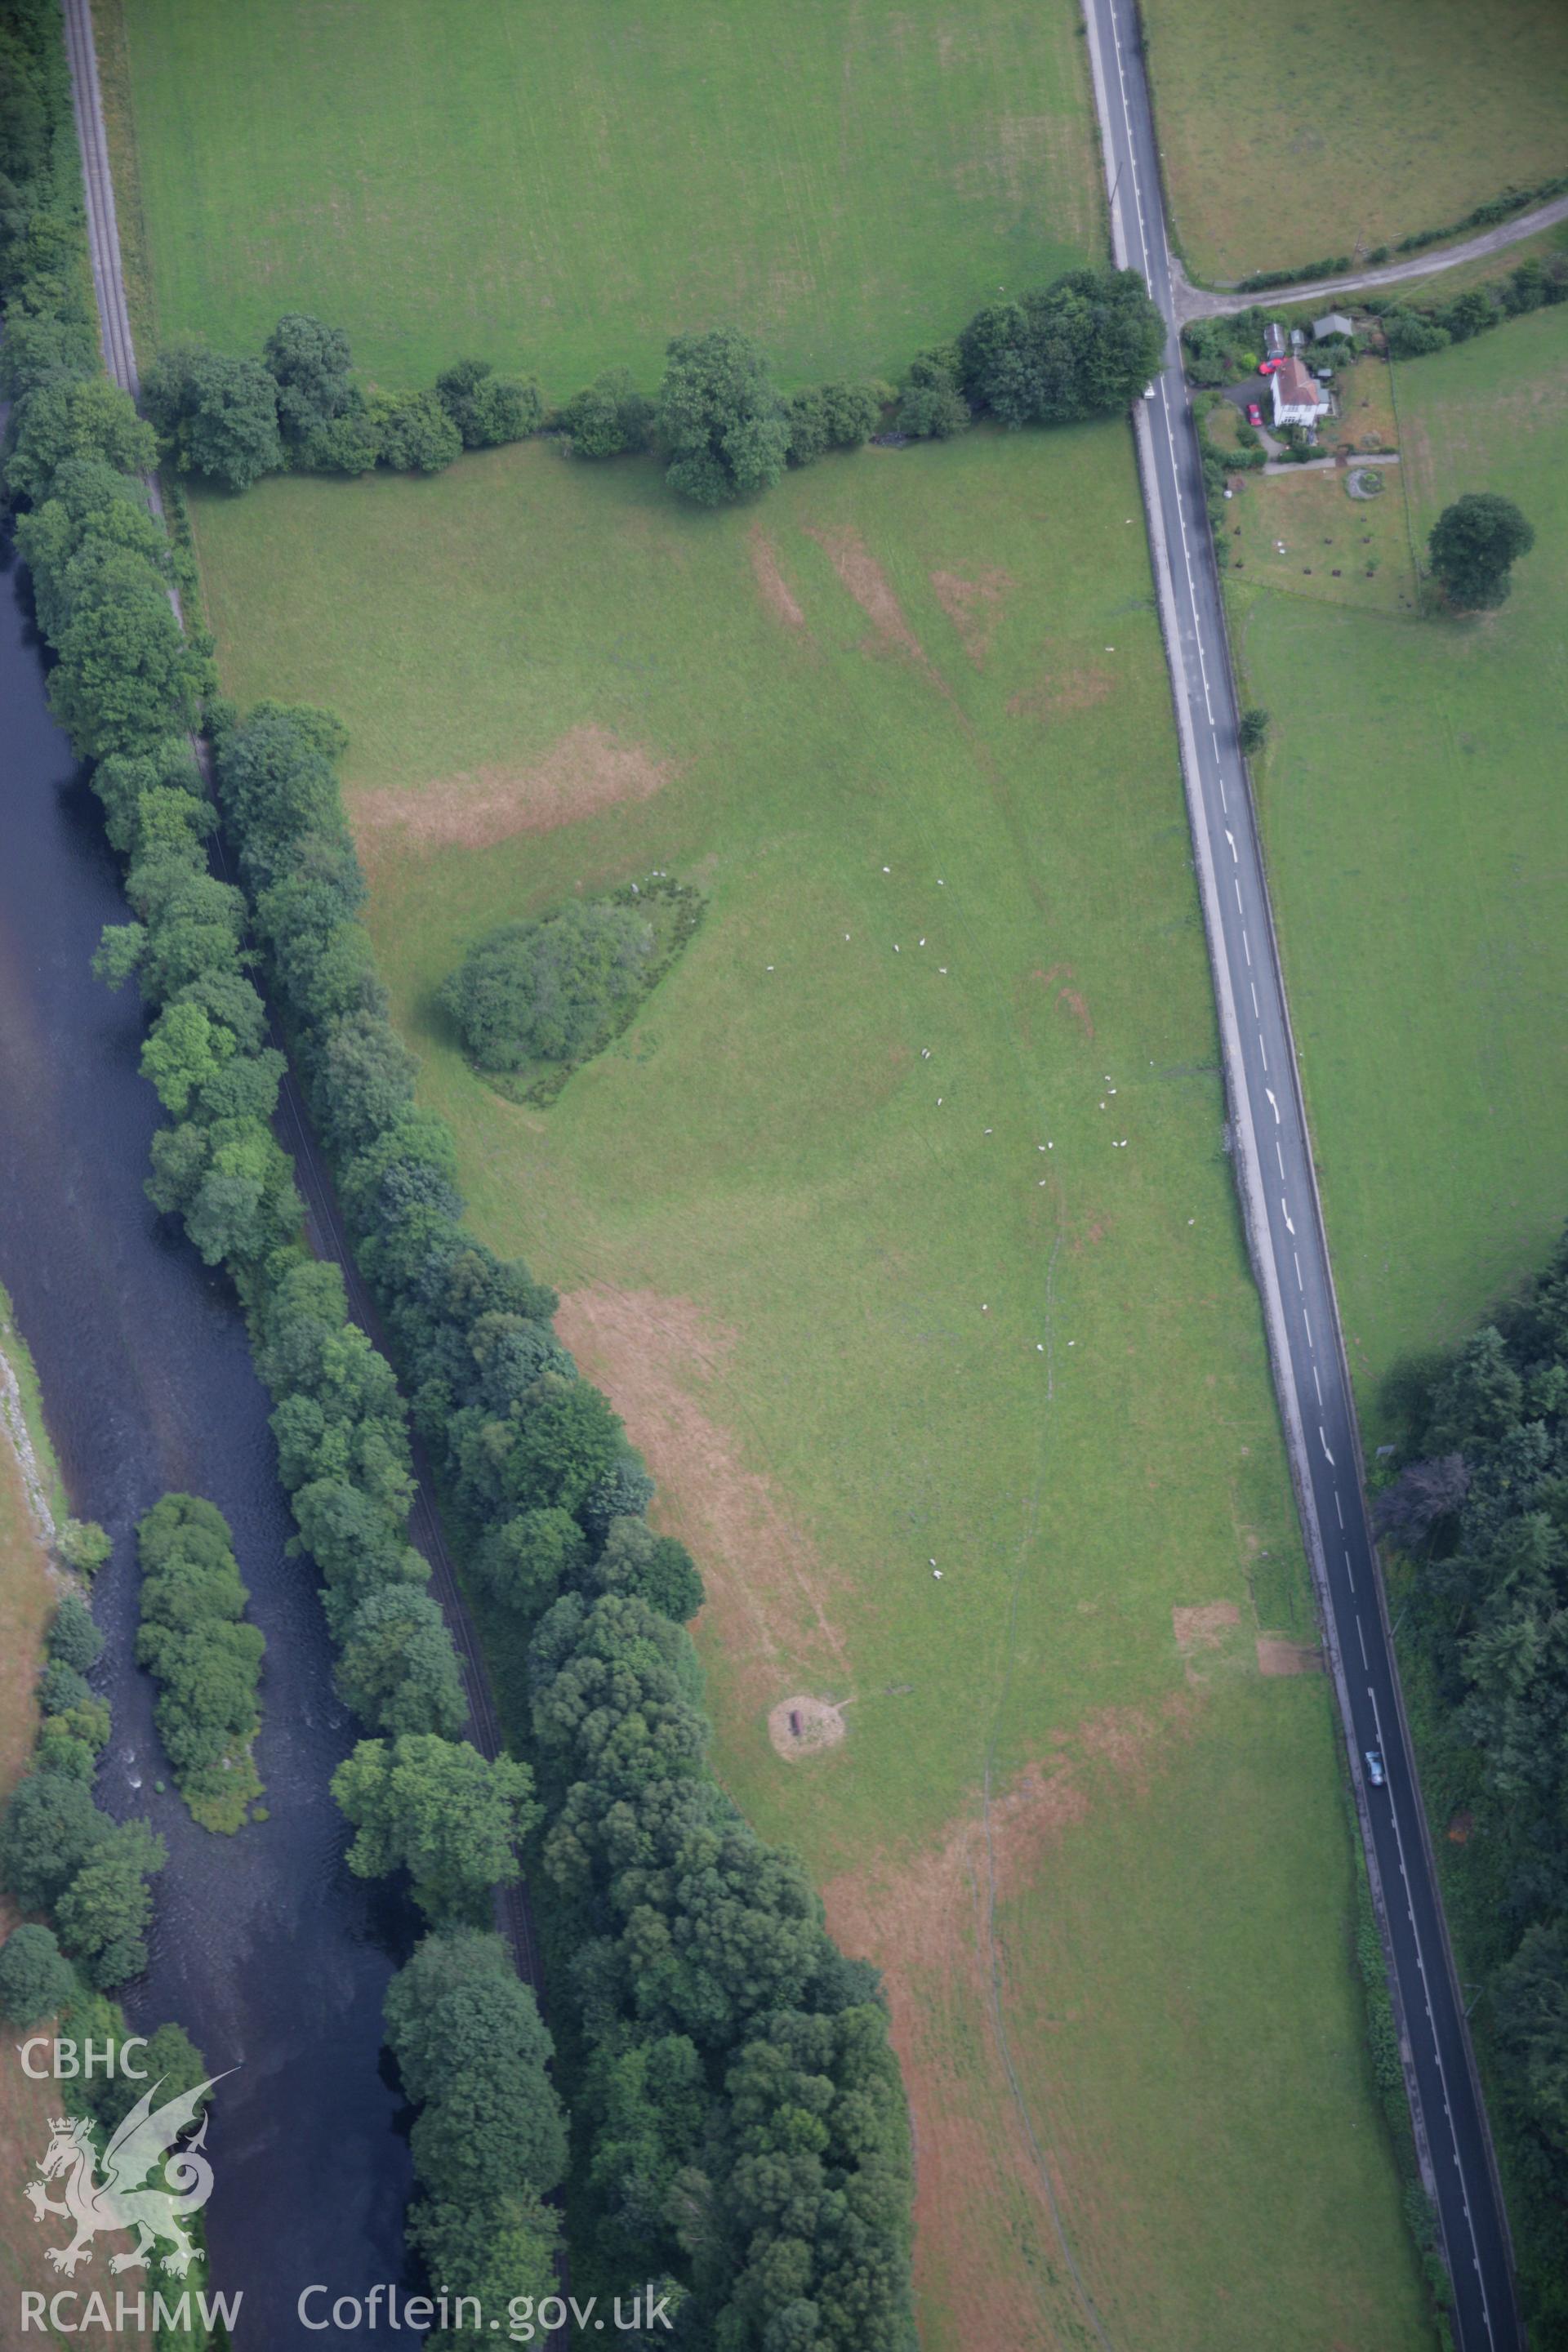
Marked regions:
[0,536,416,2339]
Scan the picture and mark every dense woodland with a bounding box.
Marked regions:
[1379,1233,1568,2343]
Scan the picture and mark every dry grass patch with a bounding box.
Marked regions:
[1173,1598,1242,1652]
[349,724,673,859]
[929,566,1015,666]
[1257,1636,1324,1676]
[804,523,945,684]
[747,525,808,631]
[555,1285,851,1715]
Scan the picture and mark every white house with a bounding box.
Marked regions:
[1271,356,1332,429]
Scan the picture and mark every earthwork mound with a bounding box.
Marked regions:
[769,1695,848,1759]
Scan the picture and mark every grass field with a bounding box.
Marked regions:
[186,425,1432,2350]
[97,0,1100,394]
[1139,0,1568,287]
[1234,304,1568,1423]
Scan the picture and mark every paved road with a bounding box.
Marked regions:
[1175,192,1568,322]
[1080,2,1521,2345]
[56,0,548,2006]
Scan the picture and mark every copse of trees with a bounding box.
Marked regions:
[898,265,1165,437]
[1378,1227,1568,2343]
[1428,492,1535,612]
[439,901,654,1074]
[136,1493,265,1832]
[143,340,285,492]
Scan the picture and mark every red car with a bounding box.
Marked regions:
[1246,401,1264,425]
[1258,359,1284,376]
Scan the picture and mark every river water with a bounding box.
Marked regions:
[0,542,416,2339]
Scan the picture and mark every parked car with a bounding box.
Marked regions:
[1246,401,1263,426]
[1365,1748,1386,1788]
[1258,359,1284,376]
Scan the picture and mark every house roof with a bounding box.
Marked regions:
[1312,312,1354,339]
[1275,357,1324,407]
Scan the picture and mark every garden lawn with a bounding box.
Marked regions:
[1226,460,1419,617]
[1235,303,1568,1423]
[1139,0,1568,287]
[188,425,1432,2351]
[96,0,1100,394]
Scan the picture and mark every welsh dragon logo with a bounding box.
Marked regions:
[23,2073,225,2278]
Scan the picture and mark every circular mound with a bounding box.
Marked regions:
[768,1695,847,1760]
[1347,468,1385,500]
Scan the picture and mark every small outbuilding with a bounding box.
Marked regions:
[1263,321,1287,359]
[1312,311,1355,342]
[1271,356,1332,428]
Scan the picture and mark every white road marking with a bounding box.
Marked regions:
[1242,929,1251,965]
[1234,877,1243,911]
[1224,829,1237,862]
[1303,1307,1313,1348]
[1282,1200,1294,1235]
[1334,1488,1343,1528]
[1319,1426,1335,1466]
[1312,1362,1321,1403]
[1357,1617,1369,1667]
[1265,1087,1280,1122]
[1294,1251,1304,1289]
[1345,1547,1356,1594]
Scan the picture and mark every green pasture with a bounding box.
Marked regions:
[1140,0,1568,287]
[1236,305,1568,1419]
[100,0,1101,394]
[186,427,1431,2346]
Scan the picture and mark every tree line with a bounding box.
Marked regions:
[0,5,918,2335]
[1375,1227,1568,2345]
[137,262,1165,510]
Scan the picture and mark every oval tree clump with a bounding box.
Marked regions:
[136,1493,265,1833]
[439,900,654,1075]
